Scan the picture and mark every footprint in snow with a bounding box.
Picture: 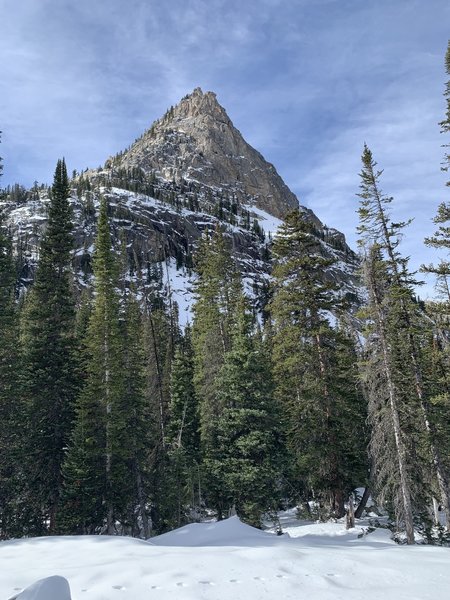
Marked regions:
[198,581,215,586]
[276,574,287,579]
[112,585,125,590]
[253,576,265,581]
[176,582,188,587]
[229,579,240,583]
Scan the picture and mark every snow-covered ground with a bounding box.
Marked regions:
[1,513,448,600]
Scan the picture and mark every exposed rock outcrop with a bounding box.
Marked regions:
[108,87,298,219]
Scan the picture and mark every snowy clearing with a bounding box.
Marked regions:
[1,513,448,600]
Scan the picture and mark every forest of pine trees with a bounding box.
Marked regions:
[1,43,450,544]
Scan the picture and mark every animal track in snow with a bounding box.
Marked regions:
[198,580,215,585]
[112,585,126,590]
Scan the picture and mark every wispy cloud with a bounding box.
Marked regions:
[1,0,449,295]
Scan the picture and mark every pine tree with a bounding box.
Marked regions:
[440,41,450,179]
[162,327,201,528]
[168,327,200,459]
[62,196,147,535]
[0,210,22,538]
[119,284,152,537]
[206,294,282,526]
[192,226,238,446]
[141,286,178,534]
[418,41,450,531]
[357,145,439,542]
[20,158,78,533]
[422,202,450,301]
[269,210,367,518]
[191,226,240,517]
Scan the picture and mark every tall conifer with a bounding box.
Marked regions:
[191,226,239,517]
[207,294,281,526]
[0,211,22,537]
[62,196,144,534]
[21,158,77,533]
[269,210,367,518]
[357,146,437,542]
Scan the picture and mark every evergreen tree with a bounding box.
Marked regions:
[20,158,78,533]
[269,210,367,518]
[162,327,201,528]
[191,226,240,517]
[140,268,180,535]
[422,43,450,298]
[62,196,150,535]
[61,196,119,533]
[0,210,22,537]
[440,41,450,180]
[357,145,439,542]
[192,226,238,447]
[206,294,282,526]
[168,327,200,459]
[119,285,152,537]
[418,41,450,531]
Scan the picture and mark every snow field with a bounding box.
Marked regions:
[1,515,449,600]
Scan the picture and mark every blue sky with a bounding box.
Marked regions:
[1,0,449,296]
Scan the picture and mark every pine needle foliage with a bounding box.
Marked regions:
[20,159,78,534]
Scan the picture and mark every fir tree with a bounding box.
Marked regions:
[357,145,439,542]
[192,226,238,448]
[0,211,22,537]
[168,327,200,459]
[418,41,450,531]
[62,196,149,535]
[191,226,240,517]
[206,294,282,526]
[161,327,201,528]
[119,285,152,537]
[269,210,367,518]
[141,284,175,534]
[20,158,78,533]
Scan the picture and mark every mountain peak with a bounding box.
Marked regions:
[175,87,226,121]
[111,89,298,219]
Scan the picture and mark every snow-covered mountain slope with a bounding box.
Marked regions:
[1,515,448,600]
[2,88,362,315]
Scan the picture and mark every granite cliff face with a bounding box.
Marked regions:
[107,87,298,219]
[2,88,361,320]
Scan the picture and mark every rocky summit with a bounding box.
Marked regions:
[2,88,361,320]
[110,87,298,220]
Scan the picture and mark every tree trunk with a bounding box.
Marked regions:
[346,494,355,529]
[355,486,371,519]
[135,465,150,539]
[104,315,114,536]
